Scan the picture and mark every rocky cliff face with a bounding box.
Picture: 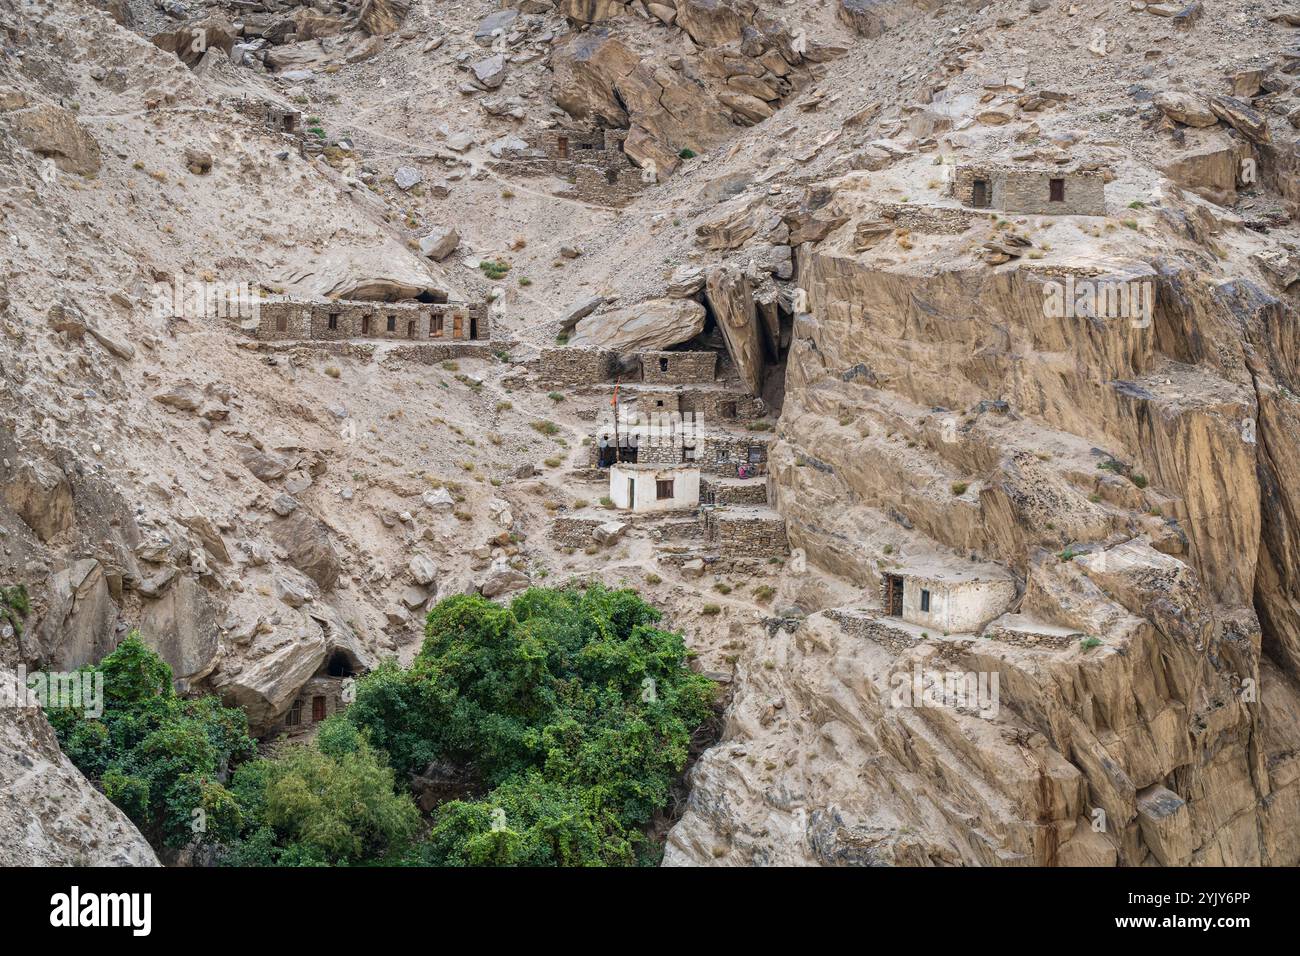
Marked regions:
[6,0,1300,868]
[656,0,1300,866]
[666,153,1300,869]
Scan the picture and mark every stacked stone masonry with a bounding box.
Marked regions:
[702,509,789,556]
[492,127,644,205]
[641,351,718,385]
[533,347,618,387]
[950,163,1107,216]
[254,298,490,342]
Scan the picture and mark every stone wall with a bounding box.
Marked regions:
[949,163,994,206]
[702,478,770,506]
[951,164,1107,216]
[702,508,789,556]
[880,202,987,234]
[680,388,766,422]
[700,433,770,477]
[266,675,346,738]
[641,351,717,384]
[492,128,644,206]
[549,515,608,549]
[994,169,1106,216]
[253,299,489,343]
[825,607,923,654]
[532,346,617,387]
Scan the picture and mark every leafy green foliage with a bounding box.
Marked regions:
[349,586,716,866]
[48,633,256,849]
[223,717,420,867]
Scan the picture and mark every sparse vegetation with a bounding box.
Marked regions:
[480,259,511,280]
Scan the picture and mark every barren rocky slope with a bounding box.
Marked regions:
[4,0,1300,866]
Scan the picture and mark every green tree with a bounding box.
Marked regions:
[224,716,420,866]
[350,586,716,866]
[47,632,256,850]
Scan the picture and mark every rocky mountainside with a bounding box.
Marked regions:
[3,0,1300,866]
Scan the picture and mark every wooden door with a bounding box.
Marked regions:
[312,696,326,722]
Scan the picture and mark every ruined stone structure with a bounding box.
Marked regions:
[641,351,717,385]
[951,163,1107,216]
[879,563,1018,634]
[252,298,490,343]
[610,463,701,513]
[492,126,644,206]
[701,509,790,557]
[230,95,303,137]
[532,346,618,387]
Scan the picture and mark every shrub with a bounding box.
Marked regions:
[752,585,775,603]
[347,587,716,866]
[47,633,256,850]
[678,148,696,159]
[951,481,969,496]
[222,717,419,866]
[530,420,560,436]
[480,259,511,280]
[701,604,722,616]
[1,584,30,640]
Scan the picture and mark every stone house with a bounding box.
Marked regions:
[230,95,302,136]
[609,463,701,513]
[267,648,361,738]
[878,563,1018,633]
[641,351,718,385]
[493,126,644,205]
[951,163,1107,216]
[252,298,490,342]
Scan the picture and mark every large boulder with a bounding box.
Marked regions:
[1153,90,1217,128]
[705,266,764,394]
[675,0,747,45]
[837,0,932,37]
[557,0,627,21]
[419,226,459,261]
[1209,95,1271,144]
[7,105,101,176]
[30,560,118,671]
[215,623,326,732]
[137,575,221,684]
[358,0,410,35]
[1158,128,1248,205]
[569,298,706,351]
[3,458,74,543]
[150,16,237,68]
[272,511,341,590]
[479,565,529,599]
[551,32,735,175]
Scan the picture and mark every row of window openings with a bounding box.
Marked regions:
[970,177,1066,208]
[273,313,471,337]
